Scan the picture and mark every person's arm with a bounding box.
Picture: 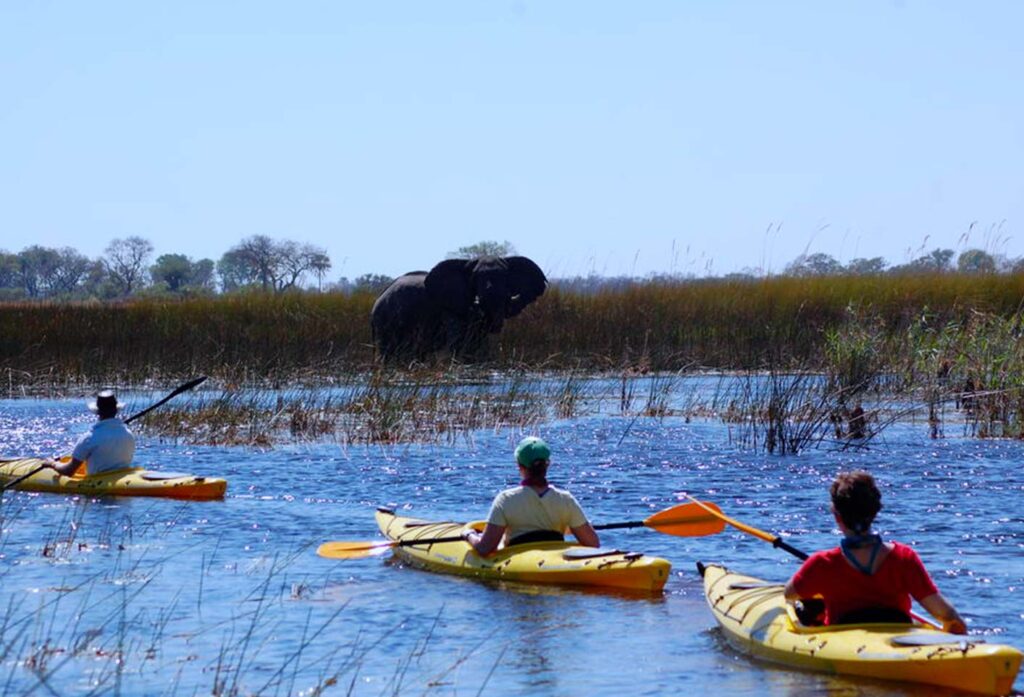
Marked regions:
[48,458,82,477]
[570,522,599,548]
[784,554,822,602]
[783,577,802,602]
[919,592,967,634]
[465,523,506,556]
[901,546,966,634]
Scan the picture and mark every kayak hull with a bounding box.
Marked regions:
[376,508,671,592]
[0,458,227,501]
[700,562,1022,696]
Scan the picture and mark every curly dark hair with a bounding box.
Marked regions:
[830,470,882,534]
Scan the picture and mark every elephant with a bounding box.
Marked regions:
[371,256,548,362]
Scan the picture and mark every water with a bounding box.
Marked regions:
[1,383,1022,696]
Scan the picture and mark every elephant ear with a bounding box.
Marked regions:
[504,256,548,318]
[424,258,475,317]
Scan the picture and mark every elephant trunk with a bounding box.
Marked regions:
[471,297,505,334]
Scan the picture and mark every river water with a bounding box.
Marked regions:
[0,380,1022,696]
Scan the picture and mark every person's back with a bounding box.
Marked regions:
[73,415,135,475]
[487,483,587,546]
[466,436,599,555]
[784,470,966,633]
[50,390,136,477]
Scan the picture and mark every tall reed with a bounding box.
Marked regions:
[3,274,1024,386]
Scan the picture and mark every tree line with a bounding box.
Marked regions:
[0,235,391,301]
[0,236,1019,302]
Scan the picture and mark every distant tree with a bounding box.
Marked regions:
[1010,257,1024,275]
[308,251,332,291]
[447,240,517,259]
[104,236,154,297]
[957,248,996,274]
[190,258,216,291]
[331,277,354,294]
[150,254,193,293]
[220,236,331,293]
[845,257,888,275]
[50,247,93,296]
[893,248,955,274]
[217,249,257,292]
[16,246,62,297]
[230,235,278,292]
[784,252,842,277]
[720,271,759,281]
[0,251,22,298]
[275,241,331,291]
[353,273,394,294]
[80,260,109,298]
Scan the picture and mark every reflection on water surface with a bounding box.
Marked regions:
[0,380,1021,696]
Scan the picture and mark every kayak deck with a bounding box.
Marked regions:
[376,508,671,592]
[0,458,227,501]
[699,562,1022,696]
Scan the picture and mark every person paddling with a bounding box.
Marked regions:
[784,470,966,633]
[465,436,600,556]
[47,390,136,477]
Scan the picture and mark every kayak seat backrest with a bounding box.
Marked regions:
[794,598,826,627]
[508,530,565,546]
[836,607,912,625]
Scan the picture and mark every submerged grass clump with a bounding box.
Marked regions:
[141,371,556,446]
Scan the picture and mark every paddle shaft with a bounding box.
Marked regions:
[594,520,647,531]
[369,520,642,551]
[0,376,208,493]
[399,514,704,546]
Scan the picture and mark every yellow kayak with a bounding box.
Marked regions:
[0,458,227,501]
[373,508,671,592]
[699,562,1022,696]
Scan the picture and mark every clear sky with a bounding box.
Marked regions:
[1,2,1021,280]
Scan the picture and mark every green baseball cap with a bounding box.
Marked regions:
[515,436,551,467]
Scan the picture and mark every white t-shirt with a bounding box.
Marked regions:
[486,485,588,543]
[71,418,136,475]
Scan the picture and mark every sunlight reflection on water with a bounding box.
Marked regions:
[0,389,1021,695]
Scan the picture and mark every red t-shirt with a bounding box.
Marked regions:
[789,542,939,624]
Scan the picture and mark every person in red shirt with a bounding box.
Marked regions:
[783,470,967,633]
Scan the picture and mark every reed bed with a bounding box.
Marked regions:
[2,274,1024,389]
[4,274,1024,450]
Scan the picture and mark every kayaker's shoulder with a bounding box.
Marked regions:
[885,541,921,558]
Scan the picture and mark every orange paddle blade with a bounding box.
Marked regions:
[682,495,778,543]
[643,501,727,536]
[316,540,397,559]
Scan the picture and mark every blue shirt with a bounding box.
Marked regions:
[71,417,136,475]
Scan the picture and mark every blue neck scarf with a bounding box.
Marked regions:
[840,533,884,575]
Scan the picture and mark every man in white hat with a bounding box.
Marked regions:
[49,390,136,476]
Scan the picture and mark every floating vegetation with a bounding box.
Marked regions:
[140,372,554,446]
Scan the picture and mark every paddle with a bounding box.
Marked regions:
[0,376,208,493]
[316,500,727,560]
[681,494,808,560]
[681,494,940,628]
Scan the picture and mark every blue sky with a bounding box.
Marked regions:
[1,2,1021,279]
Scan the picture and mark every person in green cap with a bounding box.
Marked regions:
[465,436,600,556]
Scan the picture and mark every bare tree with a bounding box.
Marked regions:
[220,236,330,293]
[50,247,93,295]
[104,236,154,297]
